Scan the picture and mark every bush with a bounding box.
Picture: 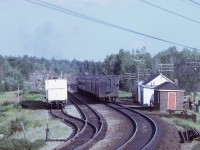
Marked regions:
[0,117,30,139]
[1,101,13,106]
[30,139,45,150]
[10,117,29,134]
[13,105,22,112]
[3,105,15,112]
[0,112,6,118]
[0,124,12,138]
[33,120,42,128]
[0,139,45,150]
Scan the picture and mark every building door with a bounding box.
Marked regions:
[168,92,176,110]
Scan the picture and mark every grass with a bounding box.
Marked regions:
[0,139,45,150]
[0,91,45,104]
[161,111,200,150]
[7,109,68,142]
[0,94,69,150]
[162,110,200,131]
[22,92,44,101]
[119,90,132,98]
[0,91,18,103]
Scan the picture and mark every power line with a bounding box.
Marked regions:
[180,0,200,8]
[24,0,199,50]
[187,0,200,6]
[140,0,200,25]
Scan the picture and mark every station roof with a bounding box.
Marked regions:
[142,74,160,85]
[154,82,185,92]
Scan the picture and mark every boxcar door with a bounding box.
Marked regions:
[168,92,176,110]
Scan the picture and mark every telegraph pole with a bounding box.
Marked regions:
[124,73,135,96]
[186,58,200,103]
[138,68,151,80]
[132,53,145,82]
[159,64,174,73]
[131,52,146,102]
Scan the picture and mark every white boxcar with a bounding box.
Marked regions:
[45,79,67,108]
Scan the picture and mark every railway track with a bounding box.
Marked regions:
[49,108,80,142]
[66,93,106,149]
[49,92,105,150]
[106,102,157,150]
[49,87,157,150]
[72,88,157,150]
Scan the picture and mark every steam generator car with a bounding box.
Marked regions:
[76,75,119,102]
[45,79,68,108]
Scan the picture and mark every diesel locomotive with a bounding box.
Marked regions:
[76,75,119,102]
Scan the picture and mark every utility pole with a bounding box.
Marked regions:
[186,58,200,103]
[159,64,174,73]
[124,73,135,96]
[132,53,145,82]
[132,52,146,103]
[138,68,151,80]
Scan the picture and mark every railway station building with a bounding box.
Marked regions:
[134,73,173,106]
[133,73,185,111]
[154,82,185,111]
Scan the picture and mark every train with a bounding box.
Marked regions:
[45,78,68,108]
[76,75,119,102]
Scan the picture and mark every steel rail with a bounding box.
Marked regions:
[113,102,158,150]
[68,93,104,150]
[104,103,138,150]
[49,109,80,141]
[74,92,137,150]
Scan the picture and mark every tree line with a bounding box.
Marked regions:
[0,46,200,93]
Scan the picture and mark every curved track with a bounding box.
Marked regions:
[49,92,104,150]
[66,93,105,149]
[49,87,157,150]
[106,102,157,150]
[73,87,157,150]
[73,92,137,150]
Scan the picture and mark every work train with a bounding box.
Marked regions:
[45,79,68,108]
[76,75,119,102]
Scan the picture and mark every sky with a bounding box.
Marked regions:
[0,0,200,61]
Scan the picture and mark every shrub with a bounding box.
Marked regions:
[0,139,45,150]
[10,117,29,134]
[13,105,22,112]
[3,105,15,112]
[1,101,13,106]
[0,124,12,138]
[33,120,42,128]
[0,112,6,118]
[30,139,45,150]
[0,117,30,139]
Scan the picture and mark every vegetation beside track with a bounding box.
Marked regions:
[118,90,132,98]
[162,110,200,131]
[0,91,69,150]
[161,110,200,150]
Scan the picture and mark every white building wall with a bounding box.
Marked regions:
[133,81,143,103]
[140,74,173,105]
[143,87,154,106]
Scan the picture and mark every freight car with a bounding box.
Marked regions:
[45,79,68,108]
[76,75,119,102]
